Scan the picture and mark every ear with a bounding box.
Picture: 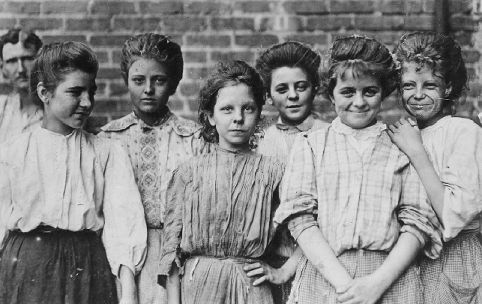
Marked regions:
[36,82,51,105]
[444,83,452,97]
[207,111,215,127]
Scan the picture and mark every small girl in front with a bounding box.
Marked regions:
[159,60,284,304]
[0,42,147,304]
[389,31,482,303]
[274,35,442,304]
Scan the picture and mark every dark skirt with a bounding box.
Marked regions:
[0,227,117,304]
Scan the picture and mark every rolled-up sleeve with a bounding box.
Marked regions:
[398,160,443,259]
[158,166,186,277]
[274,134,319,240]
[102,141,147,277]
[438,126,482,241]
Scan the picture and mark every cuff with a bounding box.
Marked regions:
[288,214,318,240]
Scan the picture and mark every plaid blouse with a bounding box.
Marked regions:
[274,118,443,259]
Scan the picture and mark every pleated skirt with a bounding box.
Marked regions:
[181,256,274,304]
[288,250,422,304]
[420,231,482,304]
[0,227,117,304]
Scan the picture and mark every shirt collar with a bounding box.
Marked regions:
[275,115,315,132]
[331,117,386,138]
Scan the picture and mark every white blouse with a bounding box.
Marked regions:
[0,127,147,276]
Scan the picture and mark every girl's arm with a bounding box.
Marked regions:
[119,265,138,304]
[337,232,422,304]
[166,265,181,304]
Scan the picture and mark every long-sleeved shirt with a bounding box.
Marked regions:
[100,111,208,227]
[419,116,482,241]
[0,127,147,276]
[274,118,443,259]
[0,93,43,144]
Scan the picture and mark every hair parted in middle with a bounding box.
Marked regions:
[255,41,321,93]
[198,60,265,143]
[321,35,398,99]
[120,33,183,95]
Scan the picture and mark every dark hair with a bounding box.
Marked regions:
[256,41,321,92]
[0,28,42,60]
[321,35,397,99]
[199,60,265,143]
[120,33,183,95]
[30,41,98,107]
[394,31,467,109]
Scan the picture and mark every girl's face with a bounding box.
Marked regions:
[330,71,382,129]
[40,69,96,135]
[128,58,171,116]
[269,67,314,125]
[401,61,447,128]
[208,83,260,151]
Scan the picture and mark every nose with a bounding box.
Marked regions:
[287,86,298,100]
[232,109,244,124]
[17,59,25,73]
[79,93,93,109]
[144,80,154,95]
[414,85,425,100]
[352,92,366,107]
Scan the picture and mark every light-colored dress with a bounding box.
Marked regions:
[159,147,284,304]
[274,118,442,304]
[417,116,482,303]
[0,93,43,143]
[0,127,147,276]
[100,111,208,304]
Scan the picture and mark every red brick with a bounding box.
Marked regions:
[112,50,122,64]
[19,18,63,31]
[402,15,434,30]
[284,34,328,46]
[113,16,160,31]
[184,2,230,14]
[381,0,423,14]
[211,51,254,62]
[186,35,231,47]
[0,18,16,28]
[462,50,480,63]
[41,35,87,44]
[187,96,201,113]
[423,0,435,13]
[169,96,186,112]
[179,82,201,97]
[467,82,482,97]
[259,17,276,32]
[450,15,478,31]
[90,35,131,47]
[95,83,107,96]
[184,51,207,63]
[42,1,88,14]
[284,1,329,14]
[4,1,40,14]
[354,16,404,31]
[330,0,375,13]
[66,18,111,31]
[98,68,121,79]
[94,50,109,64]
[94,99,119,113]
[211,17,255,31]
[235,34,279,48]
[306,15,352,31]
[448,0,472,13]
[264,17,303,32]
[160,16,207,32]
[90,1,136,15]
[186,67,210,80]
[234,1,272,13]
[453,32,473,46]
[109,83,128,96]
[139,1,183,14]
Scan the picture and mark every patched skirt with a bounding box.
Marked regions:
[420,231,482,304]
[288,250,422,304]
[181,256,274,304]
[0,227,117,304]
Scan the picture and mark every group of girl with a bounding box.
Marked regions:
[0,30,480,304]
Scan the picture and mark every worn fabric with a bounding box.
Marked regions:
[288,250,422,304]
[159,146,284,304]
[275,118,442,259]
[0,93,43,144]
[0,127,147,276]
[100,110,208,304]
[0,228,117,304]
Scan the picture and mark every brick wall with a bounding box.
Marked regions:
[0,0,479,131]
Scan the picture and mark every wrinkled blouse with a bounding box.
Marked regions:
[0,127,147,276]
[419,116,482,241]
[274,119,443,259]
[100,111,208,228]
[159,147,285,275]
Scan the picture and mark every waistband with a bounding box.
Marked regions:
[11,225,96,235]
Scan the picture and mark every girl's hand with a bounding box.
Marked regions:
[336,274,386,304]
[243,261,290,285]
[387,118,425,158]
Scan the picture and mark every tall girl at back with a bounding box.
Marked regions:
[0,41,147,304]
[274,35,442,304]
[159,60,284,304]
[255,41,328,304]
[389,31,482,303]
[100,33,207,304]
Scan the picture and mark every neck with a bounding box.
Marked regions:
[417,113,447,129]
[134,107,169,126]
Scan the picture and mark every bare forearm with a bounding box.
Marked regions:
[279,247,302,281]
[119,265,137,303]
[297,226,352,290]
[166,266,181,304]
